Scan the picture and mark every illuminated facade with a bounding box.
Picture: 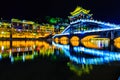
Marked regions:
[11,18,36,31]
[0,18,57,39]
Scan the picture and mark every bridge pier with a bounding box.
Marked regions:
[109,31,115,51]
[110,31,114,40]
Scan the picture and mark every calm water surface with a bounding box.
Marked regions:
[0,40,120,80]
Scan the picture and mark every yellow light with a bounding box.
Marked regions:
[81,35,100,48]
[25,55,33,60]
[22,21,34,24]
[60,36,69,45]
[1,31,4,34]
[114,37,120,48]
[114,42,120,49]
[11,18,22,23]
[70,36,79,41]
[67,62,93,76]
[70,36,79,46]
[54,38,59,43]
[70,6,90,16]
[81,35,110,49]
[114,37,120,42]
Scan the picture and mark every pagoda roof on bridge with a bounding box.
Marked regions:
[70,6,90,16]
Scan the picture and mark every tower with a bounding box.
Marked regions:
[68,6,93,22]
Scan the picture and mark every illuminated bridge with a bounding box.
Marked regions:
[53,19,120,41]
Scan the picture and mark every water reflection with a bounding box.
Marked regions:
[52,40,120,78]
[52,41,120,65]
[0,39,120,78]
[0,40,119,64]
[67,62,93,76]
[0,41,55,62]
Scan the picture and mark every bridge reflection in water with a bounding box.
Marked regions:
[52,38,120,77]
[52,38,120,78]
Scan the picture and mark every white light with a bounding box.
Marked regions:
[1,31,4,34]
[1,46,4,51]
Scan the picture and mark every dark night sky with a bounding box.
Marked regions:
[1,0,120,24]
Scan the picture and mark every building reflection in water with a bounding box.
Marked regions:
[1,39,120,76]
[0,41,55,63]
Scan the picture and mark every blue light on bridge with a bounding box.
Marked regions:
[70,19,120,33]
[70,19,119,28]
[53,19,120,39]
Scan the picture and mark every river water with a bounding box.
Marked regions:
[0,40,120,80]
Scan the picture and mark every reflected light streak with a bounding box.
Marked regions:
[53,42,120,65]
[0,41,55,62]
[67,62,93,76]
